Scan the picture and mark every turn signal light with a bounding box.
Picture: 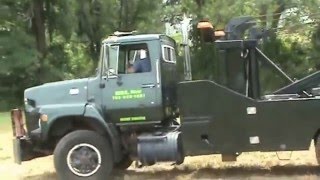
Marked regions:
[40,114,48,122]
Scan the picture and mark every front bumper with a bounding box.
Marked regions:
[11,109,44,164]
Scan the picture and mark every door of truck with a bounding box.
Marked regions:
[101,41,163,124]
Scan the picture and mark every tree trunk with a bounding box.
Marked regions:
[259,5,268,28]
[32,0,46,55]
[124,0,129,30]
[272,1,285,29]
[195,0,204,12]
[119,0,124,29]
[31,0,47,83]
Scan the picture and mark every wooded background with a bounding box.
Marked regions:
[1,0,320,110]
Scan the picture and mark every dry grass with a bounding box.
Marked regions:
[0,112,54,180]
[1,111,320,179]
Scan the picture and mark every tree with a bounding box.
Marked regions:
[0,0,165,110]
[0,0,38,109]
[163,0,320,92]
[1,0,320,110]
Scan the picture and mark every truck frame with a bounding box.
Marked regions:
[11,17,320,179]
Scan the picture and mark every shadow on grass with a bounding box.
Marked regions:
[24,172,57,180]
[23,165,320,180]
[112,165,320,180]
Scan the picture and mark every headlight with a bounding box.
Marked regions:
[24,98,36,107]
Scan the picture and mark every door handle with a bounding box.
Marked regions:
[141,84,156,88]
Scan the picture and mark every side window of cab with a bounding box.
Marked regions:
[118,43,152,74]
[104,43,152,76]
[162,45,176,63]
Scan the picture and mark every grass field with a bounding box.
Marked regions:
[0,112,56,180]
[1,111,320,179]
[0,112,11,132]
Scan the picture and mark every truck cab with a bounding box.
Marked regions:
[12,33,184,180]
[88,34,179,125]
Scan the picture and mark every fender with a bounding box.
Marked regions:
[83,104,122,161]
[40,103,86,140]
[39,103,122,161]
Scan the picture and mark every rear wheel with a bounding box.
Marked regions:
[54,130,113,180]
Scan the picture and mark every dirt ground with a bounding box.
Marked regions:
[1,132,320,180]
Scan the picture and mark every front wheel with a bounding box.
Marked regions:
[54,130,113,180]
[315,135,320,165]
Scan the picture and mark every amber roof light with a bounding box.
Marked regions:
[197,21,214,29]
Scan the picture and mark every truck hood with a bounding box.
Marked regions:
[24,78,89,107]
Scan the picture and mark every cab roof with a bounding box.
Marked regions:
[102,34,175,44]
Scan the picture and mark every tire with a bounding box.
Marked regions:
[316,135,320,165]
[114,155,133,170]
[54,130,113,180]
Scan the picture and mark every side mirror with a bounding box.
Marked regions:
[107,68,118,78]
[108,68,115,74]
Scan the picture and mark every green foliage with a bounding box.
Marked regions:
[0,0,164,110]
[63,37,94,79]
[167,0,320,86]
[1,0,320,110]
[0,1,38,110]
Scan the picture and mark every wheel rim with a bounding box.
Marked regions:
[67,143,102,177]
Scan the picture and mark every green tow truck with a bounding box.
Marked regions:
[11,17,320,179]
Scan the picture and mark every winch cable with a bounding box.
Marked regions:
[241,11,320,31]
[243,10,320,20]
